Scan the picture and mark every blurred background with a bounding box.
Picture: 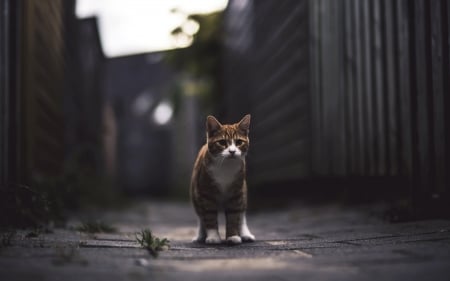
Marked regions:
[1,0,449,227]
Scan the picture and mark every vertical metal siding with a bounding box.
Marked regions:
[0,0,11,185]
[250,0,311,184]
[1,0,22,186]
[223,0,311,185]
[223,0,450,208]
[309,0,450,204]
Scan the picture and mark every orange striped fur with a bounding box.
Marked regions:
[190,114,255,244]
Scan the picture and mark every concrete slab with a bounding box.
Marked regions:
[1,201,449,281]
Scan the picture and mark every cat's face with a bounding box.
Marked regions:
[206,115,250,160]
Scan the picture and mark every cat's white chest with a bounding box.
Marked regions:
[208,159,242,193]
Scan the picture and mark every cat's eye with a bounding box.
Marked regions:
[217,140,227,146]
[235,139,244,146]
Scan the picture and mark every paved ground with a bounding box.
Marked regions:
[1,200,450,281]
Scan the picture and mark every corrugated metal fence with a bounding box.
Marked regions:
[223,0,450,211]
[223,0,312,184]
[309,0,449,209]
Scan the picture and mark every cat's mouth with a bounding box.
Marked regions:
[219,153,235,159]
[226,154,241,160]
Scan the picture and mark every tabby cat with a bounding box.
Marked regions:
[190,114,255,244]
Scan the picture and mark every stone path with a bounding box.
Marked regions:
[1,201,449,281]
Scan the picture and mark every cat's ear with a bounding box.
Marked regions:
[206,115,222,136]
[238,114,251,133]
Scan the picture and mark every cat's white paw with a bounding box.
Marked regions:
[241,233,255,242]
[205,236,222,244]
[205,229,221,244]
[226,235,242,244]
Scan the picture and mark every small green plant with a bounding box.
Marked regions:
[75,221,117,233]
[135,229,170,258]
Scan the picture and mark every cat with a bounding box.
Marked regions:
[190,114,255,244]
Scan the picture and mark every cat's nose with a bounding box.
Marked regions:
[229,150,236,155]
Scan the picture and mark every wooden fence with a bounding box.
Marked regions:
[0,0,104,187]
[1,0,67,185]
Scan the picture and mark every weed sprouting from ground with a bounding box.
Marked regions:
[25,226,54,238]
[75,221,117,233]
[135,229,170,257]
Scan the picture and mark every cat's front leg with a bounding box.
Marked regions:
[225,211,242,244]
[201,211,221,244]
[240,212,255,242]
[192,219,206,243]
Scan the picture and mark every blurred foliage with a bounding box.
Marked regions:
[0,148,127,228]
[164,12,224,114]
[25,226,52,238]
[0,183,57,228]
[0,230,16,248]
[166,12,223,79]
[75,221,117,234]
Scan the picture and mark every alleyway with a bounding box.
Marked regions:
[1,201,449,281]
[2,1,450,280]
